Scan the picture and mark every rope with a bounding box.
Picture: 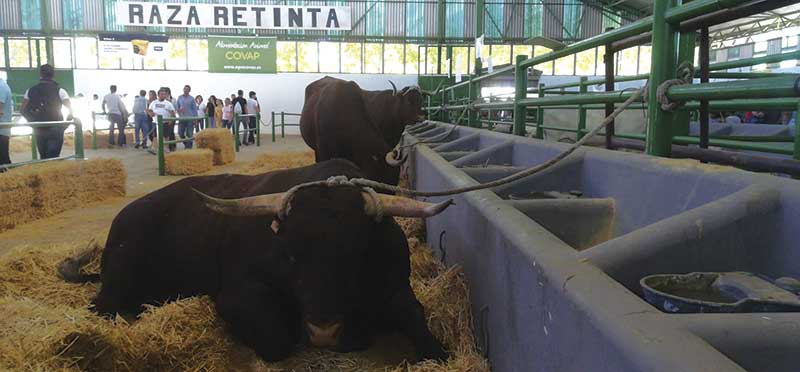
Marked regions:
[656,61,694,111]
[346,86,647,197]
[276,176,383,222]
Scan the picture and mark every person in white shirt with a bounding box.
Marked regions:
[102,85,128,147]
[244,91,261,145]
[148,88,177,151]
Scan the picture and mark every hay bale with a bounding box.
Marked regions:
[0,233,489,372]
[9,132,136,153]
[164,149,213,175]
[243,151,315,175]
[0,159,126,233]
[195,128,235,165]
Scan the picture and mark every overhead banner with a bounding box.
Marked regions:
[98,33,169,59]
[115,2,351,30]
[208,36,277,74]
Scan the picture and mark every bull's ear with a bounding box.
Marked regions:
[193,188,285,217]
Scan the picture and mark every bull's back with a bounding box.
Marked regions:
[101,160,365,300]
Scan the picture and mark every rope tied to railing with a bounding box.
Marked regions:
[656,61,695,111]
[350,86,647,197]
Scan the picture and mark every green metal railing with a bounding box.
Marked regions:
[0,119,84,170]
[233,113,261,151]
[271,111,301,142]
[422,0,800,162]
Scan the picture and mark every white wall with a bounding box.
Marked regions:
[72,70,418,134]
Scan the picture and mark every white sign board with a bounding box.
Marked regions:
[98,33,169,59]
[115,1,351,30]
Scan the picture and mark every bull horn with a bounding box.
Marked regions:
[402,86,420,96]
[385,148,407,166]
[194,188,285,217]
[388,81,398,96]
[420,81,445,96]
[365,194,454,218]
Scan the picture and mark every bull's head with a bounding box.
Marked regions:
[195,185,452,348]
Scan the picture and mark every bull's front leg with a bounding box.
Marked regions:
[215,282,300,362]
[388,286,448,361]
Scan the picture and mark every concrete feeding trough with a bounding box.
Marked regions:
[405,120,800,372]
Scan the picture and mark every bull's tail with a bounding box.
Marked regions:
[57,239,101,284]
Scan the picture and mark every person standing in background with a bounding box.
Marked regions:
[0,77,12,167]
[214,98,223,129]
[245,91,260,145]
[221,97,233,130]
[20,64,73,159]
[102,85,127,147]
[148,88,177,151]
[232,90,248,145]
[205,95,217,128]
[175,85,198,149]
[146,90,157,144]
[195,95,205,131]
[132,90,150,149]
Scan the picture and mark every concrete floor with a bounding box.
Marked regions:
[1,134,310,256]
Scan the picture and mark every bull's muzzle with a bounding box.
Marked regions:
[306,321,343,347]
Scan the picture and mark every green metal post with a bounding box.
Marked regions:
[205,114,209,131]
[795,102,800,161]
[256,113,261,146]
[31,132,38,160]
[74,119,84,160]
[281,112,285,138]
[468,76,479,128]
[577,77,588,139]
[233,113,240,152]
[513,55,528,136]
[91,112,97,150]
[271,111,276,142]
[645,0,679,157]
[157,116,165,176]
[535,84,545,139]
[674,30,696,137]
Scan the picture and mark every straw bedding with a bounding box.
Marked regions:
[164,149,214,175]
[195,129,235,165]
[0,160,489,372]
[0,158,126,233]
[242,150,316,175]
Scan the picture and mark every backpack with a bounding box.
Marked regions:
[23,80,63,122]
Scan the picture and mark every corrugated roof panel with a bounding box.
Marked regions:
[582,5,602,38]
[406,1,425,38]
[82,0,104,31]
[542,2,563,40]
[464,1,475,39]
[424,1,438,38]
[48,0,63,30]
[485,0,503,39]
[504,0,524,40]
[61,0,85,30]
[524,2,542,38]
[0,0,22,30]
[385,0,404,37]
[21,0,42,30]
[445,1,464,38]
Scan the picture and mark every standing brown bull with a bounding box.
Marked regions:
[300,76,434,185]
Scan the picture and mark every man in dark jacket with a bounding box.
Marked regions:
[20,64,73,159]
